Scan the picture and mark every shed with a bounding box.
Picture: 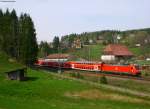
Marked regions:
[5,68,27,81]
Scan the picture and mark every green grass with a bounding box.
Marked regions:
[129,47,143,57]
[65,70,150,94]
[0,51,150,109]
[129,47,150,58]
[135,60,150,65]
[0,69,150,109]
[69,44,149,62]
[71,44,104,61]
[0,52,24,73]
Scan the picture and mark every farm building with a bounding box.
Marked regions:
[101,44,134,63]
[46,53,73,62]
[5,68,27,81]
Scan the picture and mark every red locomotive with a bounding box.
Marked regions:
[35,59,141,76]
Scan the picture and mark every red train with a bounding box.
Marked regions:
[35,59,141,76]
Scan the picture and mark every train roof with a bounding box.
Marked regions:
[71,61,102,64]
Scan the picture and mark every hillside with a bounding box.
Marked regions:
[69,44,104,61]
[67,44,145,62]
[0,68,150,109]
[1,52,150,109]
[58,28,150,60]
[61,28,150,47]
[0,52,24,73]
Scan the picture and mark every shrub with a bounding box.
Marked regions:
[70,73,76,77]
[100,76,107,84]
[76,72,84,79]
[142,70,150,76]
[70,72,84,79]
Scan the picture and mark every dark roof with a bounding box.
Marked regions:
[46,54,71,59]
[104,44,134,56]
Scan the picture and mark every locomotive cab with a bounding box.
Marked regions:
[130,64,141,76]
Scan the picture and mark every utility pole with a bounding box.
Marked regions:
[89,39,93,61]
[58,45,61,74]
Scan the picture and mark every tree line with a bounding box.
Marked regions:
[38,28,150,58]
[38,36,60,57]
[0,9,38,65]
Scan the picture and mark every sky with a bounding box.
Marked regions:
[0,0,150,42]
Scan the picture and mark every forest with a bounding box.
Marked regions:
[0,9,38,65]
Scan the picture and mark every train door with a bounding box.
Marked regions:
[94,65,99,71]
[72,64,75,69]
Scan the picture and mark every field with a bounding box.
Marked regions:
[0,69,150,109]
[64,70,150,94]
[1,52,150,109]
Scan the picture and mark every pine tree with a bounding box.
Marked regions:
[0,9,3,50]
[2,9,11,55]
[0,9,38,65]
[19,14,38,65]
[39,41,51,57]
[10,9,18,58]
[53,36,60,52]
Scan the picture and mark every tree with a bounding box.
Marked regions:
[0,9,38,65]
[53,36,60,52]
[39,41,52,57]
[1,9,11,54]
[10,9,19,58]
[0,9,3,50]
[19,14,38,65]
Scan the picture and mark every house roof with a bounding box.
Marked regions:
[104,44,134,56]
[46,54,71,59]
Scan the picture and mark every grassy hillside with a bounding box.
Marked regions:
[70,44,104,61]
[69,44,149,64]
[1,51,150,109]
[0,69,150,109]
[0,52,24,73]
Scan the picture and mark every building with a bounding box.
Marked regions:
[96,36,104,44]
[46,53,72,62]
[72,38,82,49]
[102,44,134,63]
[5,68,27,81]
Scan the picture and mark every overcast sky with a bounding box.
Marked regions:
[0,0,150,42]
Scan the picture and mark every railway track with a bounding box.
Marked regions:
[32,65,150,82]
[77,72,150,82]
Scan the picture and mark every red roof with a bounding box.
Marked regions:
[104,44,134,56]
[46,54,71,59]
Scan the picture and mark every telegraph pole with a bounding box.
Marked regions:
[58,45,61,74]
[89,39,93,61]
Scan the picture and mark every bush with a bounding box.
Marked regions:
[100,76,108,84]
[70,73,76,78]
[76,72,84,79]
[142,70,150,76]
[70,72,84,79]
